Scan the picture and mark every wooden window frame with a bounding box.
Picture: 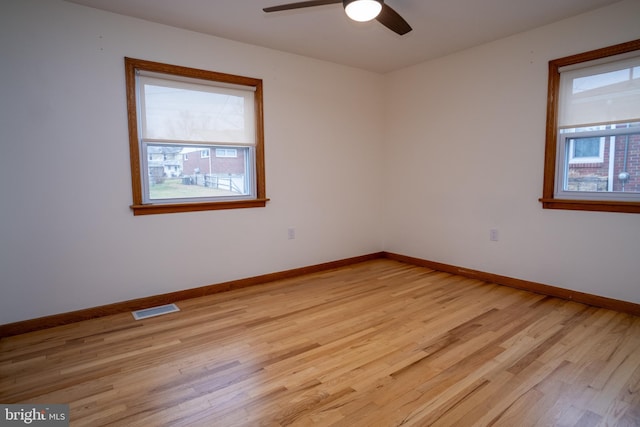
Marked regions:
[540,39,640,214]
[125,57,268,216]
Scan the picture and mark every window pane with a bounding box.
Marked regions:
[145,144,253,202]
[215,148,237,158]
[573,138,600,158]
[562,127,640,193]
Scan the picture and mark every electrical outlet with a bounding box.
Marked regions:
[287,227,296,240]
[490,228,499,241]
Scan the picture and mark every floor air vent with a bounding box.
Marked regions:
[132,303,180,320]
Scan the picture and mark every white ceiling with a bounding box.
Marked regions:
[66,0,622,73]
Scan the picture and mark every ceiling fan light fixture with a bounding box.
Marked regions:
[343,0,383,22]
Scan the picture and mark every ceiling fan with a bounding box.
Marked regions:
[263,0,412,35]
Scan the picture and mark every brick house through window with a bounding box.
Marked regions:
[566,126,640,193]
[181,147,248,193]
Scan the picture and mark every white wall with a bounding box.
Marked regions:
[384,0,640,303]
[0,0,386,324]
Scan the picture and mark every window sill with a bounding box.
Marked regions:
[131,198,269,216]
[539,198,640,214]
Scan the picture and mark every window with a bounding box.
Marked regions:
[568,136,604,164]
[541,39,640,213]
[125,58,267,215]
[215,148,238,158]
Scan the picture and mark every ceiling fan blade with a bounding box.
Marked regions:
[376,3,412,35]
[263,0,342,13]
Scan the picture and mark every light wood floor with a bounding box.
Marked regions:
[1,259,640,426]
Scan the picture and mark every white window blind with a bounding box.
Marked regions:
[558,54,640,129]
[137,72,256,145]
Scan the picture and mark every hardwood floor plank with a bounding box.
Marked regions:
[1,259,639,426]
